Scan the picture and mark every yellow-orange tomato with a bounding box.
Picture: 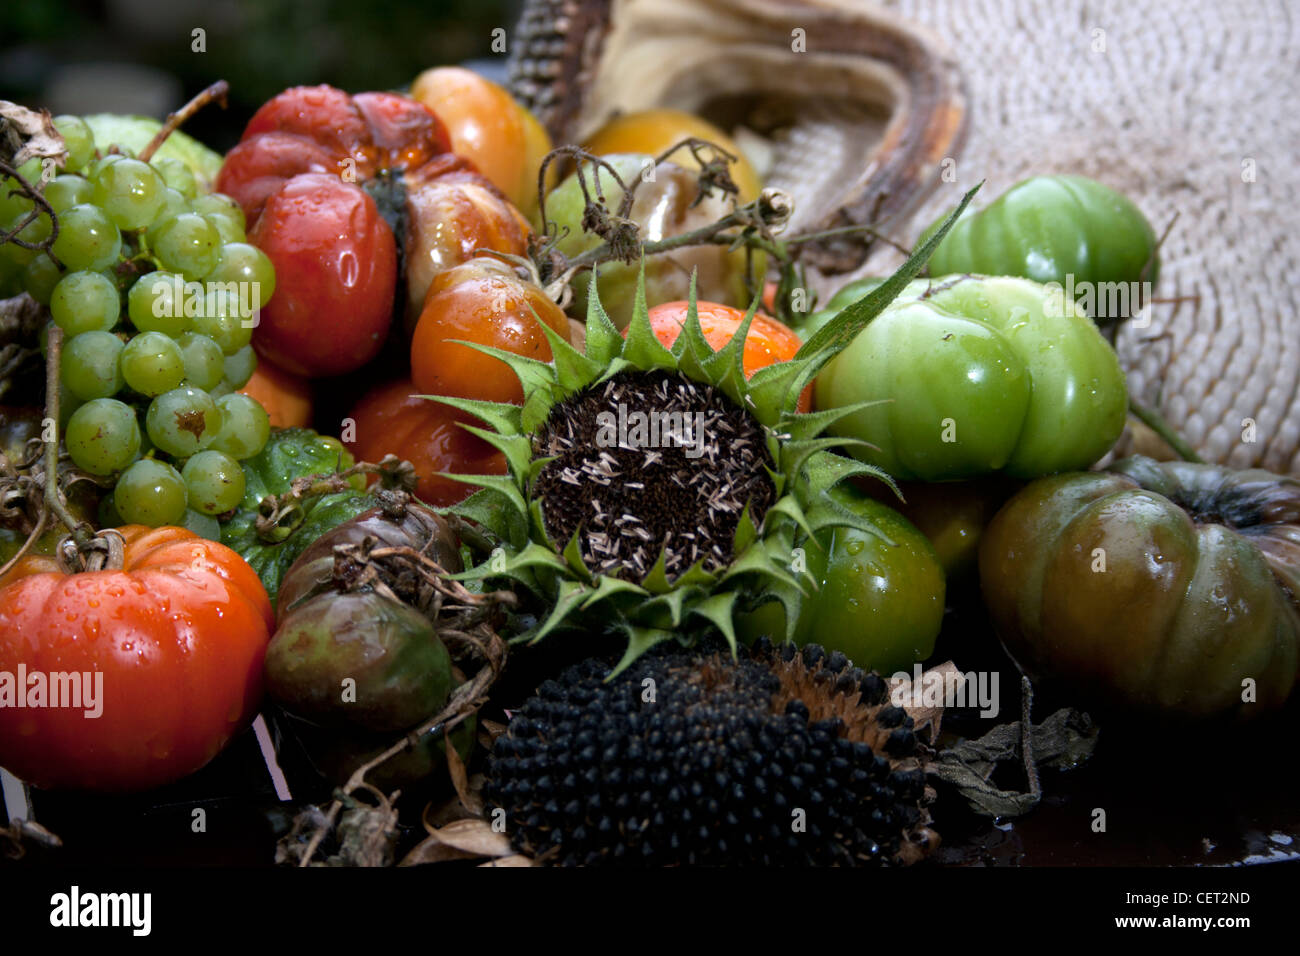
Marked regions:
[644,300,811,412]
[411,66,555,218]
[410,256,570,406]
[238,358,313,429]
[402,168,532,332]
[583,109,762,204]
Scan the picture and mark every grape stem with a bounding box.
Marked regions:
[137,80,229,164]
[0,157,61,268]
[40,325,96,548]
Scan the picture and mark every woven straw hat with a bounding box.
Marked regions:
[510,0,1300,474]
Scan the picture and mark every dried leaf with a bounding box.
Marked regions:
[423,818,513,857]
[445,731,483,815]
[0,101,66,173]
[929,707,1098,819]
[888,660,959,742]
[479,854,533,867]
[398,836,481,867]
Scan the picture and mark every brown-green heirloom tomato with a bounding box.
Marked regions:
[979,456,1300,721]
[739,483,946,675]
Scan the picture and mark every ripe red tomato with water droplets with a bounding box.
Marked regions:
[247,173,396,377]
[343,378,505,507]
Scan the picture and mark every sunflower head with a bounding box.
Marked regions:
[431,186,978,675]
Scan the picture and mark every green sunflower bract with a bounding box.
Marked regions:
[427,184,980,677]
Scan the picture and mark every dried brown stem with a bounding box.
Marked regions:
[138,80,229,163]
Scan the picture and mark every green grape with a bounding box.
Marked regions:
[151,157,197,198]
[85,153,131,180]
[180,508,221,540]
[174,331,225,389]
[64,398,140,475]
[91,157,165,230]
[127,271,188,336]
[0,206,52,266]
[0,257,21,299]
[209,392,270,459]
[45,174,94,212]
[208,380,233,398]
[145,386,222,456]
[50,270,120,335]
[192,286,254,354]
[0,178,30,220]
[50,203,121,271]
[52,116,96,172]
[222,345,257,389]
[181,450,246,515]
[15,158,44,183]
[114,459,187,527]
[61,330,124,401]
[149,212,219,279]
[148,186,189,228]
[207,242,275,308]
[23,254,62,304]
[120,330,185,396]
[203,213,245,244]
[191,193,245,230]
[57,377,84,428]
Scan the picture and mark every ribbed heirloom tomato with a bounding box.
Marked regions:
[644,300,813,412]
[345,379,506,507]
[0,526,273,791]
[217,85,530,375]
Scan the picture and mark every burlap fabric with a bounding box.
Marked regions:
[882,0,1300,474]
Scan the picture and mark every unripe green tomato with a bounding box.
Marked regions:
[979,456,1300,721]
[921,174,1159,322]
[738,483,945,675]
[793,277,885,340]
[817,275,1127,481]
[546,153,760,327]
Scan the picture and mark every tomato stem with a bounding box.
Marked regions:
[1128,394,1204,463]
[137,80,229,164]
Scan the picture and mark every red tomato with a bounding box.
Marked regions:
[217,85,530,377]
[410,256,570,405]
[644,300,813,412]
[0,527,272,792]
[343,378,506,507]
[248,173,396,377]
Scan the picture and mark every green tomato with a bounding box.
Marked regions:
[219,427,370,608]
[980,456,1300,721]
[738,483,945,675]
[546,153,760,327]
[817,275,1127,481]
[921,175,1159,323]
[792,277,885,340]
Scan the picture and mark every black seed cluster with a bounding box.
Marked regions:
[484,640,933,866]
[532,370,775,580]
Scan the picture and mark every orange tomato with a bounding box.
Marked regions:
[343,378,506,508]
[238,358,313,429]
[410,256,570,406]
[583,109,763,204]
[644,300,812,412]
[0,526,272,791]
[410,66,554,218]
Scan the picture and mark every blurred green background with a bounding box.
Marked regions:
[2,0,516,150]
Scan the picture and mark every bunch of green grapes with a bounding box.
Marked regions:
[1,115,277,530]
